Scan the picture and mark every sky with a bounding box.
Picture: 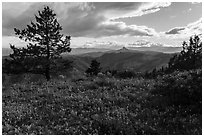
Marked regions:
[2,2,202,50]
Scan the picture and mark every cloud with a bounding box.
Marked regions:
[2,2,170,38]
[165,27,185,34]
[2,36,29,48]
[163,18,202,38]
[191,2,201,4]
[83,40,124,49]
[82,39,176,50]
[128,2,171,17]
[2,2,50,35]
[128,39,152,47]
[85,21,157,37]
[181,18,202,35]
[102,2,171,19]
[128,39,175,48]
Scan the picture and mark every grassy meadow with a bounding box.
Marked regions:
[2,69,202,135]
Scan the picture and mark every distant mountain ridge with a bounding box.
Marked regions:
[2,46,181,57]
[2,47,111,57]
[3,47,175,73]
[62,47,175,72]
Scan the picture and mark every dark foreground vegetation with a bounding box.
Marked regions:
[2,69,201,135]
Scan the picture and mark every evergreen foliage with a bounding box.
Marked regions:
[86,59,101,76]
[4,6,71,81]
[168,35,202,72]
[144,35,202,78]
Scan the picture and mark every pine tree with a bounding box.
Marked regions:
[86,59,101,76]
[4,6,71,81]
[168,35,202,72]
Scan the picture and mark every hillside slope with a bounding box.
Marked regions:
[96,50,173,72]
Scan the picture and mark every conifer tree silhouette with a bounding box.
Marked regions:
[168,35,202,72]
[4,6,71,81]
[86,59,101,76]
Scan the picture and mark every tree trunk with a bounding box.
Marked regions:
[45,66,50,81]
[45,21,50,81]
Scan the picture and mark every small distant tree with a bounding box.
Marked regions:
[168,35,202,72]
[86,59,101,76]
[4,6,71,81]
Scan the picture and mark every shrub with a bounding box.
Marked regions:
[105,70,118,77]
[115,70,136,79]
[94,77,115,88]
[152,69,202,109]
